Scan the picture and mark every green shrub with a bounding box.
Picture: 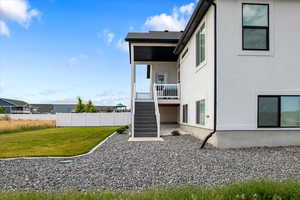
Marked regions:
[85,100,97,113]
[116,126,128,134]
[171,130,181,136]
[0,106,5,114]
[75,97,85,113]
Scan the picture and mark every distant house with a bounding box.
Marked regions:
[0,98,31,114]
[30,104,54,114]
[52,104,76,113]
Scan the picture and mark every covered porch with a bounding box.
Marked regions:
[125,31,182,139]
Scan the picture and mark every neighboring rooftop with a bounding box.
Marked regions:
[30,104,54,114]
[0,98,29,106]
[125,31,183,43]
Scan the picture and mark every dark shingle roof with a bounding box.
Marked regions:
[30,104,54,113]
[0,98,28,106]
[125,31,183,43]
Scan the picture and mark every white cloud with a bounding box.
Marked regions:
[144,1,197,31]
[99,29,115,44]
[106,32,115,43]
[94,90,130,106]
[0,81,5,92]
[179,3,195,15]
[0,0,40,36]
[117,39,129,53]
[68,57,78,66]
[0,20,9,36]
[79,54,88,59]
[68,54,89,66]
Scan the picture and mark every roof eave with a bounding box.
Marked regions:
[125,38,179,44]
[174,0,212,55]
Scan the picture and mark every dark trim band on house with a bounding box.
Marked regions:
[258,95,300,128]
[242,3,270,51]
[125,31,183,44]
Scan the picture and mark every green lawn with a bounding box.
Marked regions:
[0,127,119,159]
[0,180,300,200]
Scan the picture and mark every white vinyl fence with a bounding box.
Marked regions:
[0,113,131,127]
[56,113,131,127]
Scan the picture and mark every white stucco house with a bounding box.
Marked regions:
[125,0,300,148]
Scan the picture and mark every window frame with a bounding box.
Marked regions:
[196,100,205,125]
[196,22,206,67]
[182,104,188,123]
[242,3,270,51]
[258,95,300,128]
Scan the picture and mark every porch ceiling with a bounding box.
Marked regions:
[133,46,178,62]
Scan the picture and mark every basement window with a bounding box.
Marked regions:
[258,96,300,128]
[242,4,269,51]
[196,100,205,125]
[183,104,188,123]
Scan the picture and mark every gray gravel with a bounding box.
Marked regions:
[1,133,300,191]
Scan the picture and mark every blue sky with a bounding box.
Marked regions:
[0,0,196,106]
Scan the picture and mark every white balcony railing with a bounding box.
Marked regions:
[154,84,180,99]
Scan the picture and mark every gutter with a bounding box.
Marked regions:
[201,0,217,149]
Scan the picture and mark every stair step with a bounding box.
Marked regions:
[135,124,157,129]
[135,128,157,132]
[135,111,155,114]
[134,131,157,137]
[135,109,155,111]
[135,115,156,118]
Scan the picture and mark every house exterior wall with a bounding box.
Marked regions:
[178,6,215,136]
[217,0,300,131]
[159,105,179,124]
[150,62,178,85]
[0,99,13,113]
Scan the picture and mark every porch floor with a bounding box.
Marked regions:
[160,124,188,136]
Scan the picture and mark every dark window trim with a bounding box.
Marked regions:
[196,23,206,66]
[196,100,205,125]
[258,95,300,128]
[242,3,270,51]
[183,104,188,123]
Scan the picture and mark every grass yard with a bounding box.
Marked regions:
[0,127,119,158]
[0,118,56,134]
[0,180,300,200]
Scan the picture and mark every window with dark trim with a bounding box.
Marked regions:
[242,3,269,51]
[183,104,188,123]
[196,23,205,66]
[258,96,300,128]
[196,100,205,125]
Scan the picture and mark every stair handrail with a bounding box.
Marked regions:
[153,83,160,138]
[131,83,136,138]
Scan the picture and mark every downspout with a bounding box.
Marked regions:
[201,0,217,149]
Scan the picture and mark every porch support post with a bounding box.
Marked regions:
[131,43,136,138]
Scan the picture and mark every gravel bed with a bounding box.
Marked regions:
[1,133,300,191]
